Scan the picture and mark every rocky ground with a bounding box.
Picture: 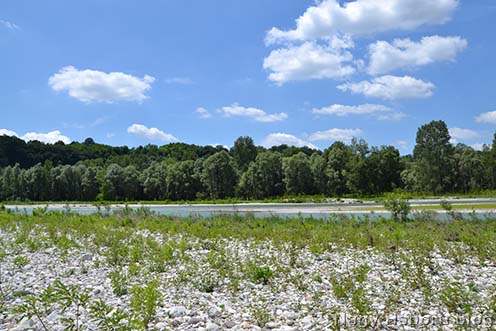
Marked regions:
[1,214,496,330]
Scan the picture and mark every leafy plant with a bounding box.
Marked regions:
[90,299,131,331]
[13,286,56,331]
[13,256,30,269]
[384,197,411,221]
[250,305,271,327]
[52,280,91,331]
[247,264,274,285]
[109,270,128,296]
[440,281,476,314]
[130,280,161,330]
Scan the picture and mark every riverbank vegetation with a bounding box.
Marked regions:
[1,120,495,203]
[1,210,496,330]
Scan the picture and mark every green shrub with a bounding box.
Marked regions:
[384,197,411,221]
[130,280,161,330]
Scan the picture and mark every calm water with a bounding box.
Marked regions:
[5,202,496,220]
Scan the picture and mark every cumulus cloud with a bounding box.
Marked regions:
[337,75,435,100]
[219,104,288,122]
[475,111,496,124]
[312,104,405,120]
[309,128,363,142]
[127,124,178,142]
[263,38,355,84]
[470,143,486,151]
[22,131,71,144]
[262,133,318,149]
[449,127,481,140]
[49,66,155,103]
[266,0,459,44]
[195,107,212,119]
[0,129,71,144]
[368,35,467,75]
[395,140,409,151]
[0,129,18,136]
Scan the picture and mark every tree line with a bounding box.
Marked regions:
[0,120,495,201]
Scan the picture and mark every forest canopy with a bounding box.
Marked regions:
[0,120,494,201]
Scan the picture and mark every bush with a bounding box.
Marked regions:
[384,197,411,221]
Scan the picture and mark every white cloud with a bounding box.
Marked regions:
[449,127,481,140]
[0,129,18,137]
[395,140,409,151]
[470,143,485,151]
[127,124,178,142]
[266,0,459,44]
[49,66,155,103]
[309,128,362,142]
[0,129,71,144]
[475,111,496,124]
[21,131,71,144]
[312,103,405,120]
[0,20,19,30]
[262,133,318,149]
[263,39,355,84]
[195,107,212,119]
[368,35,467,75]
[165,77,194,85]
[220,104,288,122]
[337,75,435,100]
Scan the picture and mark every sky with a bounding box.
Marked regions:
[1,0,495,153]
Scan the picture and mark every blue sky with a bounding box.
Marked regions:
[1,0,495,153]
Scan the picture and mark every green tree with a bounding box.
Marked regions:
[230,136,257,172]
[141,162,166,200]
[239,152,284,199]
[102,164,126,200]
[322,142,352,195]
[81,166,99,201]
[166,160,201,200]
[413,120,455,193]
[283,152,314,195]
[202,151,239,199]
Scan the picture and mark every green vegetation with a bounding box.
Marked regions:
[2,209,496,329]
[2,120,495,203]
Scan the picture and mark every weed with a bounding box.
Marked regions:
[13,256,30,269]
[250,305,271,327]
[247,263,274,285]
[130,280,161,330]
[110,270,129,296]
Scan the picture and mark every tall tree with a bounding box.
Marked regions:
[230,136,257,172]
[202,151,239,199]
[166,160,201,200]
[239,152,284,199]
[413,120,455,193]
[283,152,314,195]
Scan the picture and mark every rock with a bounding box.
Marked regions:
[206,322,220,331]
[266,322,279,329]
[224,321,236,328]
[208,306,221,318]
[81,253,93,261]
[155,322,168,330]
[46,310,60,322]
[169,306,187,318]
[188,317,202,325]
[93,285,104,295]
[276,327,299,331]
[18,317,35,330]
